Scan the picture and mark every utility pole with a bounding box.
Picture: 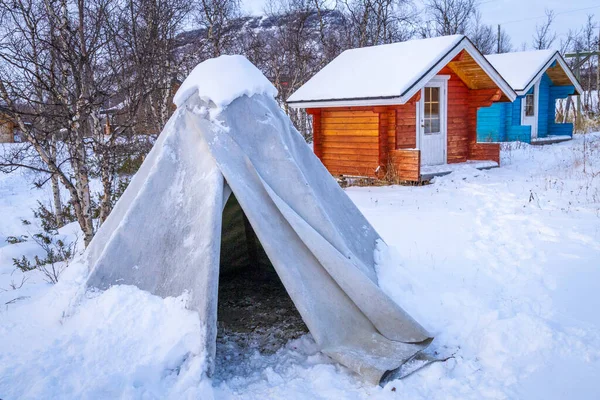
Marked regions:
[564,50,600,130]
[576,51,582,130]
[497,24,501,53]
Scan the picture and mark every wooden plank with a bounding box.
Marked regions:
[322,110,377,117]
[323,159,379,166]
[322,143,378,150]
[322,145,378,153]
[323,161,378,170]
[390,159,420,167]
[323,129,379,136]
[323,145,380,153]
[322,154,378,162]
[321,116,378,124]
[321,135,378,143]
[322,122,380,130]
[469,143,500,163]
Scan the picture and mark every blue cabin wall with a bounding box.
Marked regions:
[476,71,576,143]
[505,98,531,142]
[476,103,505,142]
[477,97,531,142]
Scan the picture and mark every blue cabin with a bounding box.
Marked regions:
[477,50,582,144]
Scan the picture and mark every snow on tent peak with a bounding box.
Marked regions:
[173,54,278,109]
[83,56,432,385]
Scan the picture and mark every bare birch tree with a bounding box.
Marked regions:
[0,0,116,245]
[194,0,241,57]
[422,0,477,37]
[532,9,557,50]
[469,12,511,54]
[339,0,416,48]
[0,0,190,245]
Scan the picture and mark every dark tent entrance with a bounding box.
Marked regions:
[215,194,308,377]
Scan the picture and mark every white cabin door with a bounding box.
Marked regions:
[521,81,539,139]
[418,79,447,166]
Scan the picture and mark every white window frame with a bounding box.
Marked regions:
[521,80,540,138]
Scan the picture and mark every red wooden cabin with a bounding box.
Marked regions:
[287,35,517,182]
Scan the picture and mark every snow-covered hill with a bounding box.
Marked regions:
[1,134,599,399]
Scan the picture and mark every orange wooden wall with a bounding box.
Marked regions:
[395,93,420,149]
[309,107,380,176]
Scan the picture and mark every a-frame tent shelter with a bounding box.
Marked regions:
[84,55,433,384]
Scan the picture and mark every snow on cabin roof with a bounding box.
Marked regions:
[287,35,516,108]
[174,55,278,108]
[485,50,555,93]
[485,50,583,96]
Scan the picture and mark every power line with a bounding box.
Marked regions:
[499,5,600,25]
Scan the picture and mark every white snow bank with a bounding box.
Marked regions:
[173,55,278,108]
[0,279,209,399]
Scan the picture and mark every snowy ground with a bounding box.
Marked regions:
[1,133,599,399]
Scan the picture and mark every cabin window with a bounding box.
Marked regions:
[423,87,440,134]
[524,94,535,116]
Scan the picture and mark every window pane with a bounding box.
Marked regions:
[430,87,439,102]
[430,102,439,116]
[425,87,431,102]
[525,94,534,116]
[430,117,440,133]
[424,119,431,134]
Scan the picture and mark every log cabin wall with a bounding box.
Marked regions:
[442,66,470,163]
[309,107,381,177]
[307,103,420,180]
[389,149,420,181]
[389,93,420,181]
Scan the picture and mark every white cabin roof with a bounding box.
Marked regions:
[486,50,583,96]
[287,35,516,108]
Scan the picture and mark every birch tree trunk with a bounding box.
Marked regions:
[49,135,64,226]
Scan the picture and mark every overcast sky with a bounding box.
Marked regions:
[241,0,600,52]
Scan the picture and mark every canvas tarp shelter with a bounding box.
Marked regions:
[84,55,432,384]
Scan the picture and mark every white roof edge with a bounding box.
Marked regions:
[515,52,583,96]
[288,37,517,109]
[288,97,404,109]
